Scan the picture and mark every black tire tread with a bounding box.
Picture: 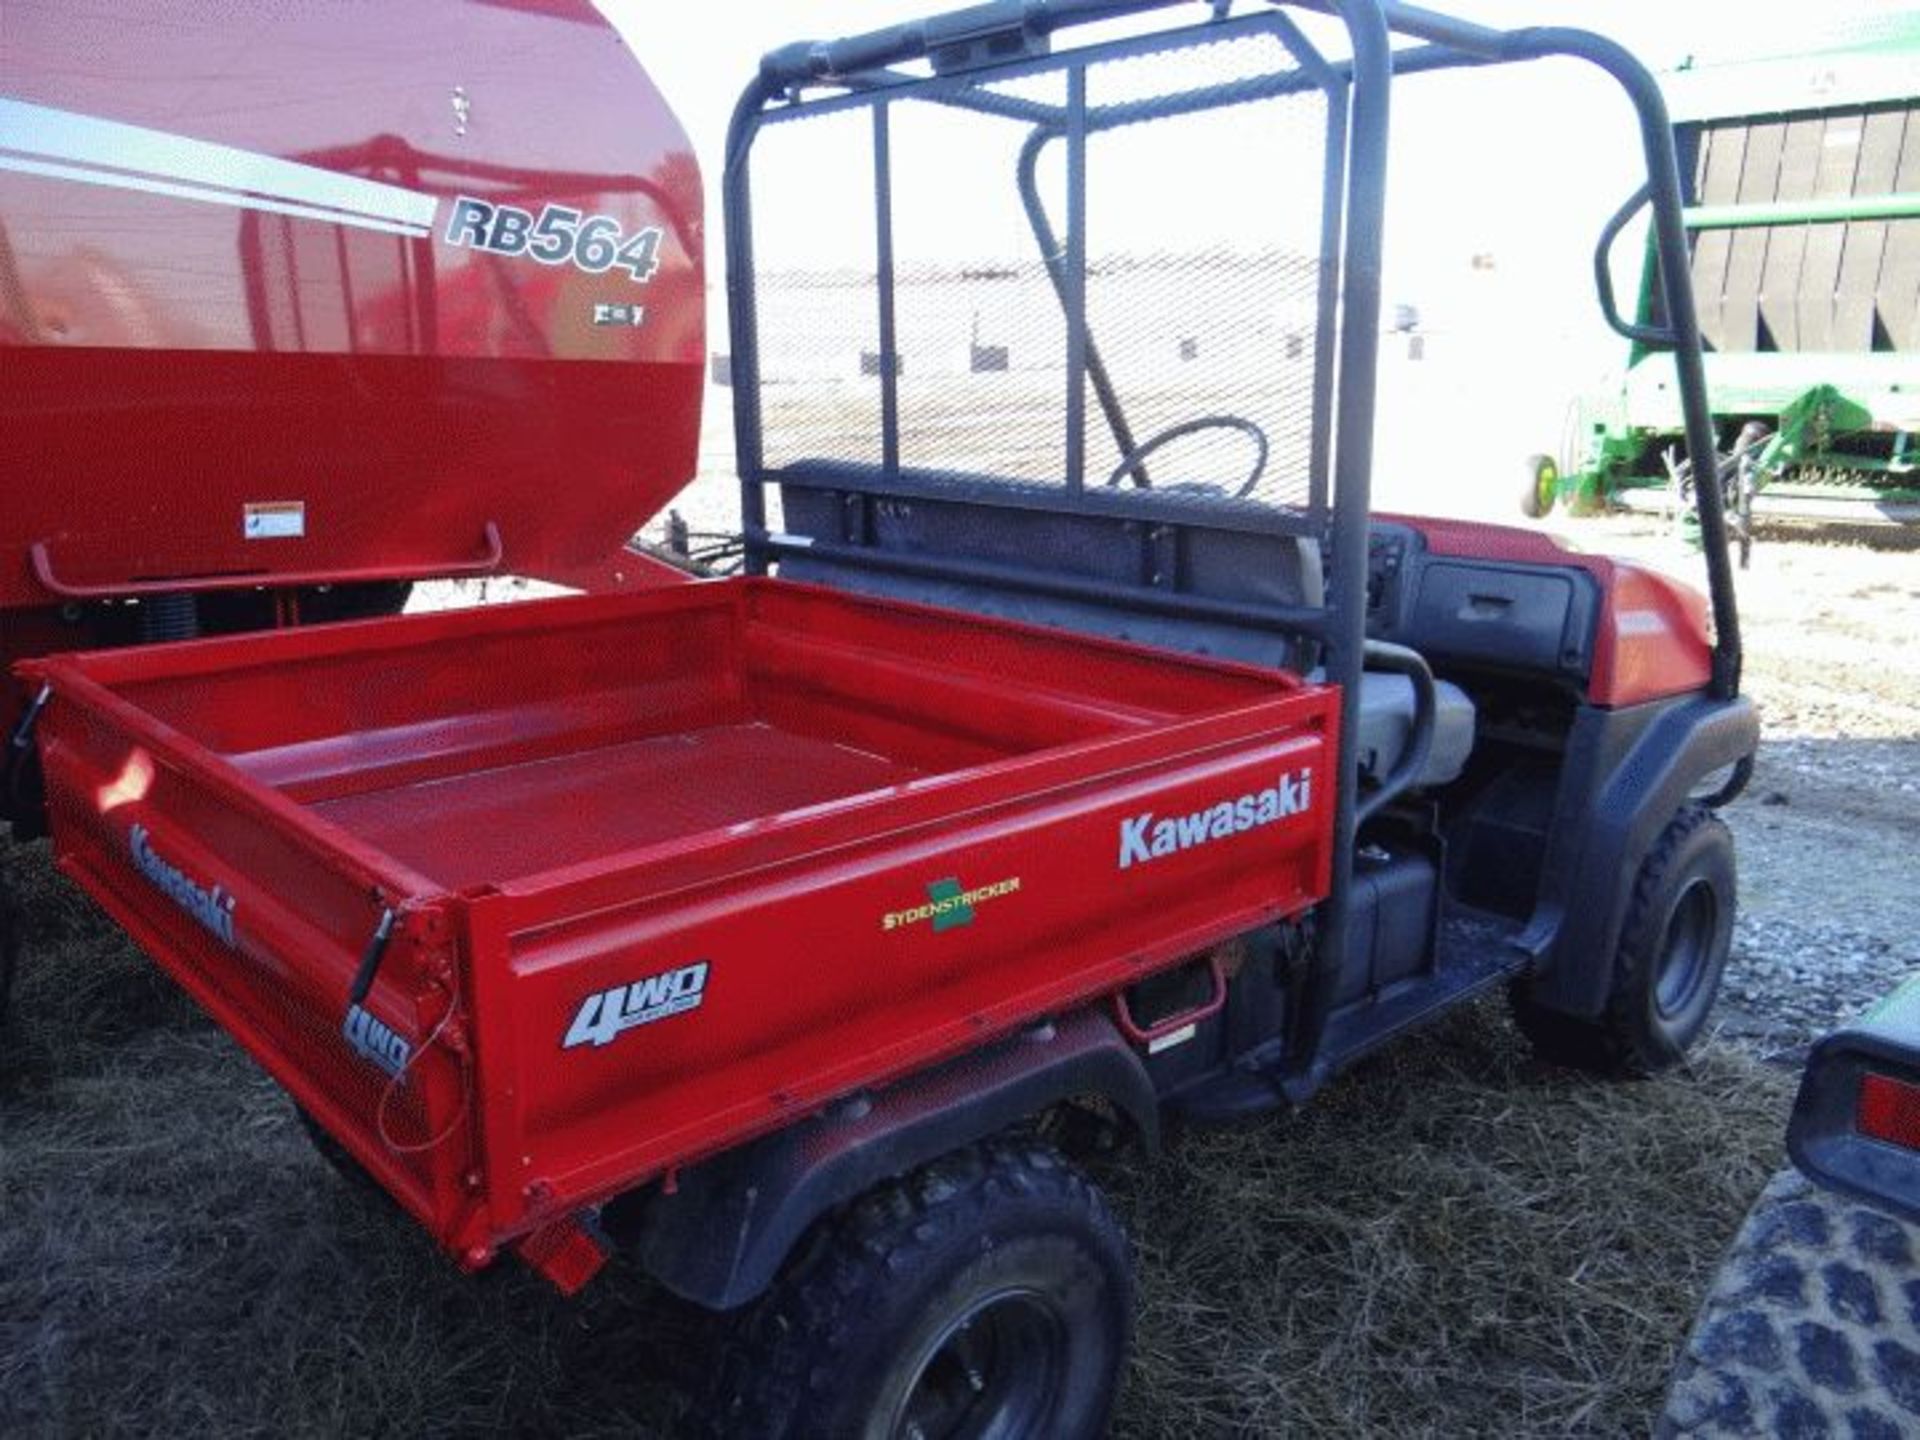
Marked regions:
[704,1138,1126,1440]
[1513,804,1731,1077]
[1660,1167,1920,1438]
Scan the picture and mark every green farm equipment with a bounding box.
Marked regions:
[1531,15,1920,556]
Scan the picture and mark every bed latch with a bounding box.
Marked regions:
[9,682,51,755]
[346,904,399,1012]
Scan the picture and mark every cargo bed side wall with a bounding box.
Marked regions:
[735,582,1288,771]
[87,591,751,803]
[28,668,478,1246]
[468,691,1336,1237]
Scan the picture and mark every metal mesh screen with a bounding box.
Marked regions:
[750,107,884,470]
[1083,32,1326,506]
[888,73,1072,483]
[742,17,1332,514]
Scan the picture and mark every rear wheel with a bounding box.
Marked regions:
[706,1139,1132,1440]
[1512,804,1735,1076]
[1520,452,1560,518]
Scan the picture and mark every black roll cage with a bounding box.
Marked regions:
[722,0,1742,1088]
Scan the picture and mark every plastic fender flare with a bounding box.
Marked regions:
[1525,694,1757,1018]
[621,1007,1158,1311]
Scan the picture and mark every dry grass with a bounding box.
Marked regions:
[1111,1016,1788,1438]
[1,838,1790,1438]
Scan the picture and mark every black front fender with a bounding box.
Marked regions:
[1525,693,1757,1016]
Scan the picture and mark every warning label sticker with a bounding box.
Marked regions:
[243,501,306,540]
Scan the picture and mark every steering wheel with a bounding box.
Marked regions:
[1104,415,1270,499]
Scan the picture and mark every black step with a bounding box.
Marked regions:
[1314,942,1520,1075]
[1168,903,1530,1120]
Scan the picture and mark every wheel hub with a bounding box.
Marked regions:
[890,1287,1065,1440]
[1654,878,1718,1021]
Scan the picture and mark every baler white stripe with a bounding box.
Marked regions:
[0,154,430,238]
[0,98,435,233]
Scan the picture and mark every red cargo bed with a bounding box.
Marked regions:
[22,579,1336,1265]
[313,720,921,890]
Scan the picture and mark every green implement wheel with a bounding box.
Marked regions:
[1520,452,1560,519]
[1660,1167,1920,1437]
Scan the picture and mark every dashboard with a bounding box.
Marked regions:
[1364,522,1601,683]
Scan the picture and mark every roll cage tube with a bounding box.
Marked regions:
[730,0,1740,697]
[1343,0,1742,697]
[724,0,1737,1091]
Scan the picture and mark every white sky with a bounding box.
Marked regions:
[598,0,1905,373]
[604,2,1791,171]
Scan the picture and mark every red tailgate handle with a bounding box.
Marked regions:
[1111,953,1229,1047]
[29,521,505,600]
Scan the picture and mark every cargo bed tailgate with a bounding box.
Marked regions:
[19,661,479,1247]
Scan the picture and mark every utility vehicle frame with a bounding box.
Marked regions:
[11,2,1757,1435]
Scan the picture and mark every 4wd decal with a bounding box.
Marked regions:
[882,876,1021,933]
[563,962,709,1049]
[1117,768,1313,871]
[444,196,664,283]
[343,1004,412,1080]
[129,823,236,948]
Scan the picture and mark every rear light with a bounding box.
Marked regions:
[1790,1010,1920,1226]
[1857,1072,1920,1151]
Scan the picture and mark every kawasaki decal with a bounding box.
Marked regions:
[1117,768,1313,871]
[129,823,236,948]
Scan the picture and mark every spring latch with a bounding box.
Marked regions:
[8,683,51,755]
[4,683,52,810]
[346,904,399,1013]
